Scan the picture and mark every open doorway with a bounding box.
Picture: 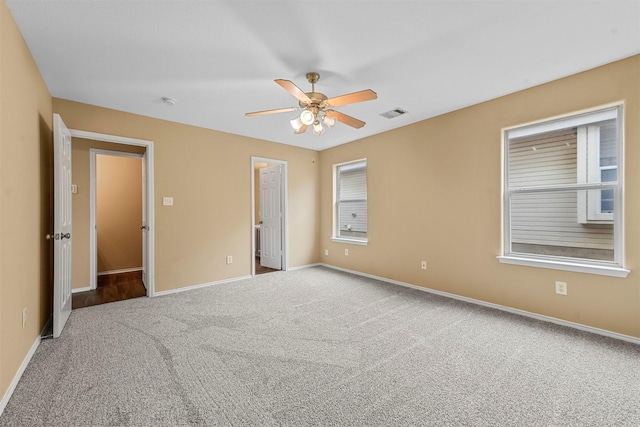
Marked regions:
[72,150,146,308]
[251,157,288,276]
[68,131,155,309]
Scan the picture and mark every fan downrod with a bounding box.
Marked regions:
[300,72,326,108]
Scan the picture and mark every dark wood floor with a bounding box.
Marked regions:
[73,263,274,309]
[255,257,279,275]
[72,270,147,309]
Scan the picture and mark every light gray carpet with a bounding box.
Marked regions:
[1,266,639,426]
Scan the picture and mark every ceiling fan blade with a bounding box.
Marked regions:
[275,79,311,103]
[326,110,366,129]
[325,89,377,107]
[245,107,297,117]
[294,124,308,134]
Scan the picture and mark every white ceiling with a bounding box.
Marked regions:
[7,0,640,151]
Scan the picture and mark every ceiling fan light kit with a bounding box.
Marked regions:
[246,72,377,136]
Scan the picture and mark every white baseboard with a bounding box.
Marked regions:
[97,267,142,276]
[320,263,640,346]
[72,286,91,294]
[0,335,40,416]
[154,275,252,297]
[287,263,321,271]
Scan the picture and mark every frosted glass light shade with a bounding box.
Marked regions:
[312,120,325,136]
[300,109,315,125]
[290,117,304,131]
[323,115,335,127]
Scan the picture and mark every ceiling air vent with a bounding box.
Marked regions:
[380,108,408,119]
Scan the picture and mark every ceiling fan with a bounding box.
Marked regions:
[246,72,377,135]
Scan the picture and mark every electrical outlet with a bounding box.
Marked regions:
[22,308,27,328]
[345,248,349,256]
[226,255,233,265]
[324,249,329,256]
[421,261,427,270]
[555,281,567,295]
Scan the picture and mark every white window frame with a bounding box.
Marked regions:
[498,104,628,278]
[332,159,368,245]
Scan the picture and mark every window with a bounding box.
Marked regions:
[500,105,627,277]
[333,159,367,244]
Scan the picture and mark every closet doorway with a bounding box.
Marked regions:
[89,150,144,306]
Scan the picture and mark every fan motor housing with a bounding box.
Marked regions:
[300,92,327,109]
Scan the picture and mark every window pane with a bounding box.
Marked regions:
[599,122,617,167]
[600,189,614,213]
[508,128,577,189]
[601,168,617,182]
[338,200,367,238]
[339,168,367,200]
[510,190,614,261]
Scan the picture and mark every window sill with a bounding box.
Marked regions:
[331,237,368,246]
[497,255,629,278]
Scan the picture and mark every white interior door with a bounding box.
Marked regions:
[260,165,282,270]
[53,114,73,338]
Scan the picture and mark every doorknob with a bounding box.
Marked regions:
[61,233,71,240]
[141,225,148,230]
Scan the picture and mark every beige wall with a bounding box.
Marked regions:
[96,155,143,273]
[71,139,146,288]
[320,55,640,338]
[54,98,321,293]
[0,0,53,404]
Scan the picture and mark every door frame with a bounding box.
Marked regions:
[70,129,156,297]
[89,149,145,290]
[251,156,288,276]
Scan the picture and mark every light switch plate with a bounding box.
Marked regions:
[555,281,568,295]
[163,197,174,206]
